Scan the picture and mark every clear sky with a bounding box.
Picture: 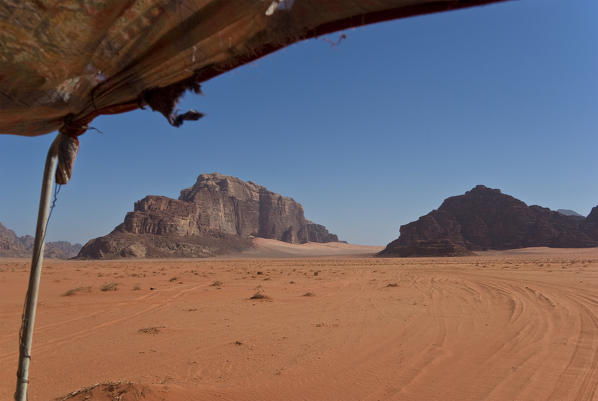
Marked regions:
[1,0,597,246]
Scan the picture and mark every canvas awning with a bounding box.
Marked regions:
[0,0,505,137]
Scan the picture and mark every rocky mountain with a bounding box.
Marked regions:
[557,209,584,218]
[379,185,598,257]
[78,173,339,259]
[0,221,82,259]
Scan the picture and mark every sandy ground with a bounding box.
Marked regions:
[234,239,384,258]
[1,247,598,400]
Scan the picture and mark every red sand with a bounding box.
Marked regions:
[1,246,598,400]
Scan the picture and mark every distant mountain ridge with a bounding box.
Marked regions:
[557,209,584,218]
[0,222,82,259]
[379,185,598,257]
[78,173,339,259]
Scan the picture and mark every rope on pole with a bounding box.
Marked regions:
[14,132,62,401]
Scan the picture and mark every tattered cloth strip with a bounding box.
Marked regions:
[55,135,79,185]
[139,73,204,127]
[55,116,84,185]
[0,0,508,138]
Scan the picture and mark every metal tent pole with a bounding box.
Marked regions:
[14,133,62,401]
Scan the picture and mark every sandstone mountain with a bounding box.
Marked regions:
[78,173,339,259]
[379,185,598,257]
[0,221,82,259]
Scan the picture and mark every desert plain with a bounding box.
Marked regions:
[1,241,598,401]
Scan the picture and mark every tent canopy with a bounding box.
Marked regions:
[0,0,505,137]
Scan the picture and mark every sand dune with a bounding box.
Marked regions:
[1,249,597,400]
[235,238,384,258]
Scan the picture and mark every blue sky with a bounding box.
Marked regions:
[1,0,597,246]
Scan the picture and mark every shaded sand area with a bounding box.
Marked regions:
[1,248,598,400]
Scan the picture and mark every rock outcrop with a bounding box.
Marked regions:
[78,173,339,259]
[379,185,598,257]
[0,221,82,259]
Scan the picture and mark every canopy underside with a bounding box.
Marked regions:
[0,0,506,137]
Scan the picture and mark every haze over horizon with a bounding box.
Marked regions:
[1,0,597,246]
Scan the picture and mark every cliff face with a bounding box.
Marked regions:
[0,221,82,259]
[379,185,598,257]
[78,173,338,259]
[0,222,26,256]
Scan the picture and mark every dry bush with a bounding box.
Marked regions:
[62,287,91,296]
[302,292,315,297]
[210,280,223,287]
[249,292,271,300]
[138,326,163,335]
[100,282,118,292]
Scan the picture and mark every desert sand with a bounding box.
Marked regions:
[1,246,598,400]
[235,238,384,258]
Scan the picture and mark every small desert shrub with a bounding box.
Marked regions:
[302,292,315,297]
[138,326,163,335]
[210,280,223,287]
[100,282,118,292]
[249,292,271,300]
[62,287,91,296]
[169,276,178,282]
[132,285,141,291]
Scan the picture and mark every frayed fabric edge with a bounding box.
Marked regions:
[139,71,205,127]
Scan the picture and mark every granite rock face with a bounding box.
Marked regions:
[0,221,82,259]
[379,185,598,257]
[78,173,338,259]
